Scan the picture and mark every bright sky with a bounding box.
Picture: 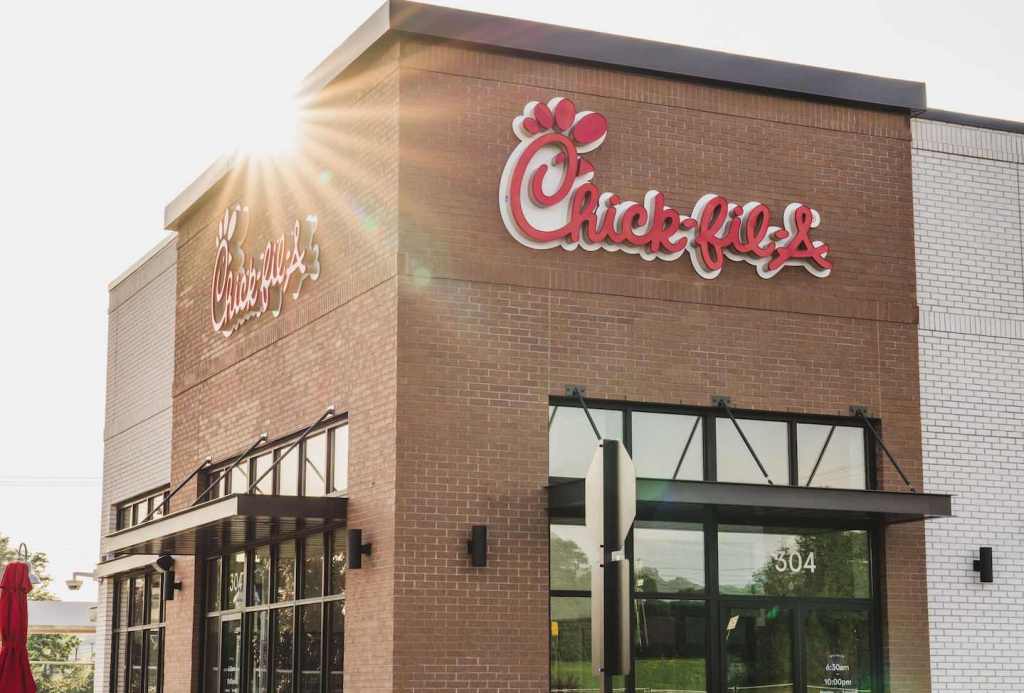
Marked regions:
[1,0,1021,602]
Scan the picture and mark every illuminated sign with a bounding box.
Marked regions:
[210,204,320,337]
[498,97,832,279]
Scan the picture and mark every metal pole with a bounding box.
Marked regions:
[570,386,602,440]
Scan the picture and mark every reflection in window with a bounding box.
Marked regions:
[327,601,344,693]
[276,542,296,603]
[631,412,703,480]
[798,424,867,489]
[550,524,593,591]
[273,608,295,693]
[550,597,607,692]
[298,605,322,693]
[220,619,242,693]
[803,608,873,692]
[302,535,324,599]
[303,433,327,497]
[715,418,789,485]
[130,577,145,626]
[226,552,246,610]
[247,611,270,693]
[206,558,222,613]
[128,631,143,693]
[204,618,220,693]
[634,523,704,595]
[148,574,162,624]
[718,526,870,598]
[548,406,623,478]
[330,533,346,596]
[635,600,706,692]
[146,630,161,693]
[724,606,793,693]
[253,546,270,606]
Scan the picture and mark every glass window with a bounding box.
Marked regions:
[302,536,324,599]
[278,447,299,496]
[803,608,873,693]
[724,606,794,693]
[634,523,704,596]
[298,605,322,693]
[635,600,706,693]
[207,558,222,613]
[327,602,344,693]
[330,426,349,494]
[631,411,703,480]
[221,619,242,693]
[253,454,274,495]
[550,524,593,591]
[718,526,871,598]
[276,542,296,602]
[252,546,271,607]
[130,577,145,626]
[128,630,144,693]
[303,434,327,497]
[273,608,295,693]
[548,405,623,478]
[118,506,132,530]
[134,501,147,525]
[230,463,249,496]
[715,418,789,485]
[549,597,625,692]
[226,552,246,610]
[798,424,867,489]
[247,611,270,693]
[146,629,161,693]
[205,618,221,693]
[329,533,346,596]
[148,574,163,624]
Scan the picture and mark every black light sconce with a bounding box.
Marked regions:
[467,525,488,567]
[347,529,373,569]
[155,554,183,600]
[973,546,993,583]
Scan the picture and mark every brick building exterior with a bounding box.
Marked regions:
[912,114,1024,691]
[94,3,982,693]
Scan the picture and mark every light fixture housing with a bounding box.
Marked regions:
[347,529,373,569]
[467,525,488,567]
[973,546,993,583]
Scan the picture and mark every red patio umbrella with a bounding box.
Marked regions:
[0,559,36,693]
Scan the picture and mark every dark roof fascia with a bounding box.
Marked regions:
[389,0,926,112]
[918,108,1024,136]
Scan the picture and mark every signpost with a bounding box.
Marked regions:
[585,439,636,690]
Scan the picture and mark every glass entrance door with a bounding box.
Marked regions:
[721,604,873,693]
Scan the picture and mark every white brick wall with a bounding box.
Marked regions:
[94,236,177,693]
[913,118,1024,691]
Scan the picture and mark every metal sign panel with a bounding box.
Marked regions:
[584,440,636,551]
[591,558,630,676]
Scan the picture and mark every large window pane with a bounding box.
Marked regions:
[253,546,271,606]
[231,463,249,496]
[221,619,242,693]
[204,618,220,693]
[226,551,246,610]
[634,523,704,596]
[148,574,162,624]
[548,406,623,478]
[247,611,270,693]
[803,608,873,693]
[278,447,299,496]
[715,418,789,485]
[330,426,349,494]
[303,434,327,497]
[130,577,145,626]
[146,629,161,693]
[718,526,870,598]
[253,454,274,495]
[632,412,703,481]
[207,558,222,613]
[302,535,324,599]
[635,600,706,692]
[327,601,344,693]
[128,630,144,693]
[273,609,295,693]
[724,606,793,693]
[549,596,601,693]
[298,605,322,693]
[550,524,593,591]
[798,424,867,490]
[329,533,346,596]
[276,542,296,602]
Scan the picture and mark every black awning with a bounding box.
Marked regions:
[102,494,347,557]
[548,477,951,526]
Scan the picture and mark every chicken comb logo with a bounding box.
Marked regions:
[498,97,831,279]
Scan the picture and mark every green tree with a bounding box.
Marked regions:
[0,534,94,693]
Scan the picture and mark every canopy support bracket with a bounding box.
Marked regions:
[851,406,917,493]
[713,395,774,485]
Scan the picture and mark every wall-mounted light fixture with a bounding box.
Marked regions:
[973,546,993,583]
[155,554,183,600]
[347,529,373,569]
[467,525,488,567]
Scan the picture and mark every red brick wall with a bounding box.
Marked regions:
[393,38,927,692]
[164,40,401,693]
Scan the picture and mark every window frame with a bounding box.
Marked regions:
[114,488,171,531]
[110,571,166,693]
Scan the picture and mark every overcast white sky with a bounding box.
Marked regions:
[1,0,1020,602]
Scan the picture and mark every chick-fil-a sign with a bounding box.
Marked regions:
[210,204,321,337]
[498,97,832,279]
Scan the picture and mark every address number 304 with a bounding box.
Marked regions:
[773,550,816,574]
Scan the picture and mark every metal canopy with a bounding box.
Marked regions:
[102,494,347,557]
[549,477,951,526]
